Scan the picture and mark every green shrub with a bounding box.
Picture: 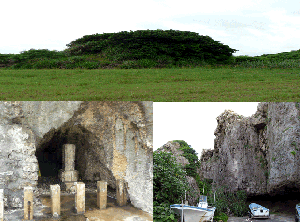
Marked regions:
[32,59,58,69]
[79,61,100,69]
[136,59,158,68]
[214,212,229,222]
[153,202,177,222]
[153,151,190,221]
[13,49,66,63]
[0,54,14,66]
[119,60,139,69]
[214,188,248,217]
[154,151,189,204]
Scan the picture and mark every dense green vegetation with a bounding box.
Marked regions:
[0,29,237,69]
[173,140,200,177]
[1,29,299,70]
[154,140,249,222]
[154,151,190,221]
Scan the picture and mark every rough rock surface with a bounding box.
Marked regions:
[157,141,190,167]
[0,101,153,214]
[157,141,201,206]
[200,102,300,196]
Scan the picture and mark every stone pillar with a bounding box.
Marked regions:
[24,186,33,220]
[116,179,126,206]
[59,144,78,192]
[0,189,3,221]
[50,185,60,217]
[97,181,107,210]
[75,182,85,214]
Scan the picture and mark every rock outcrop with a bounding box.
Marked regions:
[0,101,153,214]
[157,141,201,206]
[200,102,300,197]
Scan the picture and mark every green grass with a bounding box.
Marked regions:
[0,67,299,101]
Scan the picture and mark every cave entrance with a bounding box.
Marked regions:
[35,125,87,190]
[35,133,63,186]
[37,145,62,177]
[34,123,118,197]
[247,188,300,215]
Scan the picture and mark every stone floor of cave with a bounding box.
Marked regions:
[3,177,153,221]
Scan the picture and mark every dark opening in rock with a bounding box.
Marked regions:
[247,190,300,215]
[34,123,119,198]
[254,122,266,131]
[35,124,90,189]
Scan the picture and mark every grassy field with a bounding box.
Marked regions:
[0,67,299,101]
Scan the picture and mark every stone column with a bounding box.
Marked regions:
[116,179,126,206]
[24,186,33,220]
[50,185,60,217]
[0,189,3,221]
[75,182,85,214]
[97,181,107,210]
[59,144,78,192]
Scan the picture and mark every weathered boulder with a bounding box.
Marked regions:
[200,102,300,197]
[0,101,153,214]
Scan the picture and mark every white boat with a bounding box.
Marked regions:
[248,203,270,219]
[170,195,216,222]
[295,203,300,222]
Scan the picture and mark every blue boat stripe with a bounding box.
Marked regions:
[170,204,216,212]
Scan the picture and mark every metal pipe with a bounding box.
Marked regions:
[214,191,216,203]
[181,200,183,222]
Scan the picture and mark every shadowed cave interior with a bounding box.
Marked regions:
[247,187,300,215]
[34,125,117,195]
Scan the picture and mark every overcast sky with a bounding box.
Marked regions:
[1,0,299,56]
[153,102,259,159]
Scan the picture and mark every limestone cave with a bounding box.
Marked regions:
[0,101,153,221]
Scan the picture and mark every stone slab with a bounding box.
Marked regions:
[24,186,33,220]
[116,179,126,207]
[0,189,3,221]
[75,182,85,214]
[50,185,60,217]
[97,181,107,210]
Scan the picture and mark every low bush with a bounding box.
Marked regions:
[136,59,159,68]
[213,188,248,217]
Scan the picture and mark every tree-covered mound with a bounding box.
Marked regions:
[65,29,238,64]
[1,29,299,69]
